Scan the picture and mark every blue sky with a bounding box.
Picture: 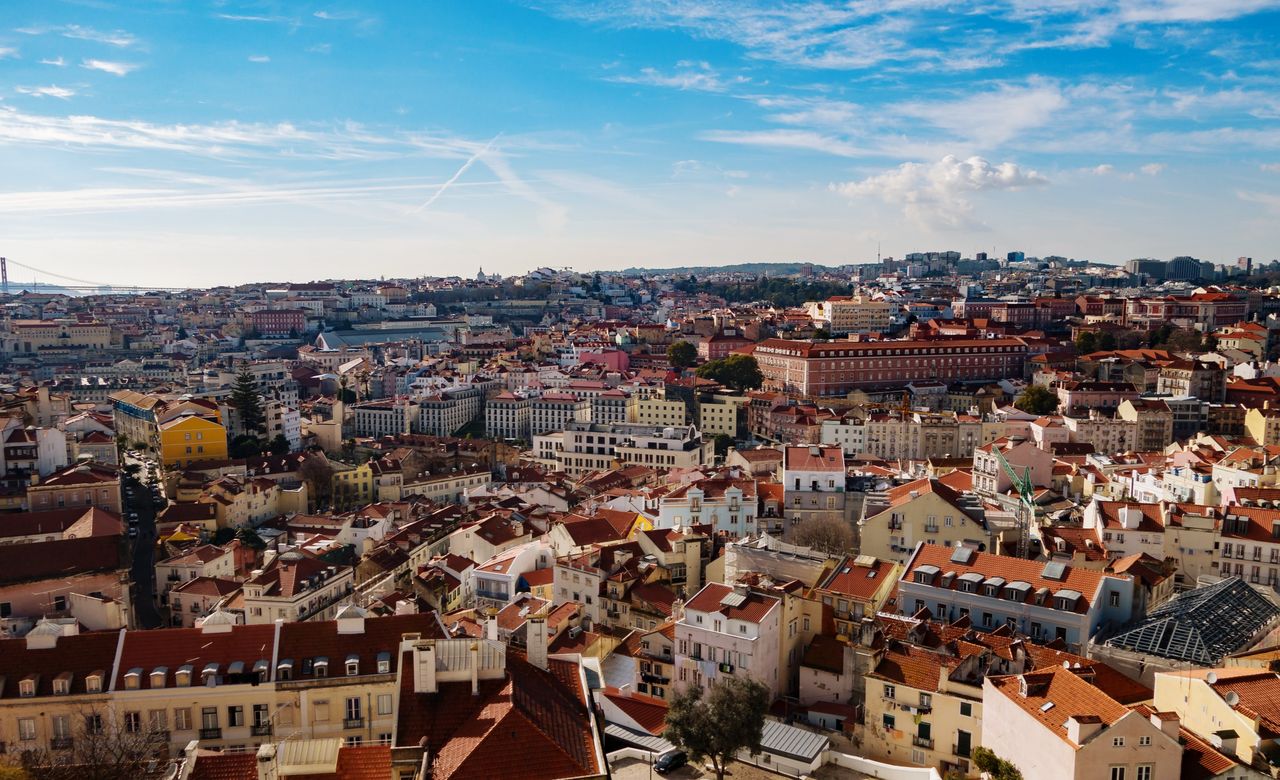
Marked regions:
[2,0,1279,286]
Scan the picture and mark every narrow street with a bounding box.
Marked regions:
[123,454,163,629]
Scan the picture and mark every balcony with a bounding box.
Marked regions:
[912,736,934,750]
[199,728,222,740]
[923,524,939,534]
[343,718,365,730]
[250,724,273,737]
[51,737,74,751]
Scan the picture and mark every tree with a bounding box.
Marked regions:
[695,354,764,392]
[229,433,263,460]
[712,433,735,457]
[229,368,266,438]
[299,453,335,506]
[792,515,855,555]
[1074,331,1098,354]
[1014,384,1059,415]
[1164,327,1206,353]
[664,676,770,780]
[812,327,832,341]
[12,704,168,780]
[972,747,1024,780]
[235,526,267,550]
[1096,331,1117,351]
[176,325,188,340]
[212,526,237,545]
[268,434,291,455]
[667,340,698,370]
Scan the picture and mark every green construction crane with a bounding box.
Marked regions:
[993,444,1035,559]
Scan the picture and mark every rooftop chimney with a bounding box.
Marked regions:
[255,743,277,780]
[1149,711,1180,740]
[527,612,549,671]
[1065,714,1103,745]
[414,641,438,694]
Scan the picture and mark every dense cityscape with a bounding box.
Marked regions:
[0,252,1277,779]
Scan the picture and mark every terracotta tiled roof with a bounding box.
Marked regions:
[601,686,668,734]
[988,666,1130,745]
[114,623,278,690]
[905,544,1114,613]
[396,650,600,780]
[684,582,779,624]
[818,556,897,601]
[868,644,949,692]
[276,612,445,682]
[783,445,844,472]
[0,628,121,699]
[187,751,257,780]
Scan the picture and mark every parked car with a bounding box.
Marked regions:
[654,751,687,775]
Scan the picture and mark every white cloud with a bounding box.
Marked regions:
[248,55,271,63]
[701,128,871,157]
[0,47,18,59]
[831,154,1047,227]
[1091,163,1115,174]
[610,61,747,92]
[15,85,75,99]
[40,56,65,67]
[81,59,140,76]
[308,43,333,55]
[1262,162,1280,172]
[19,24,138,48]
[894,81,1067,149]
[1141,162,1166,174]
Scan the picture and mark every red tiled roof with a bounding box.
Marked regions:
[684,582,779,624]
[0,628,121,699]
[783,445,844,472]
[818,556,897,601]
[601,686,668,734]
[988,666,1130,745]
[905,544,1114,613]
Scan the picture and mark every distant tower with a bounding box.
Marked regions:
[477,267,488,282]
[1,257,7,295]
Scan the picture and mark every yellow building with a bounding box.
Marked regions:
[158,415,228,468]
[1244,406,1280,447]
[699,394,746,438]
[331,461,374,510]
[635,396,687,427]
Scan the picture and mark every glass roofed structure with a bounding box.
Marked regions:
[1104,577,1280,665]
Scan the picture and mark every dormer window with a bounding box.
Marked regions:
[277,659,293,681]
[85,673,103,693]
[175,665,192,687]
[253,659,270,682]
[124,668,143,690]
[346,655,360,676]
[150,668,167,689]
[202,662,219,685]
[19,675,37,698]
[314,657,329,678]
[53,672,72,695]
[377,652,391,674]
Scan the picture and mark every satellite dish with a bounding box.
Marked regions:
[1206,672,1218,685]
[1226,691,1240,707]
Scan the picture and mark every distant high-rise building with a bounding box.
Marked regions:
[1125,258,1165,279]
[1006,251,1025,262]
[1166,255,1202,281]
[975,252,988,262]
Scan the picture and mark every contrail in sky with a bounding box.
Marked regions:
[415,133,501,212]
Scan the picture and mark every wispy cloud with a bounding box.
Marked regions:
[81,59,140,76]
[40,56,65,67]
[831,155,1047,227]
[610,61,748,92]
[215,13,285,23]
[893,81,1067,149]
[248,55,271,63]
[0,47,18,59]
[19,24,138,48]
[15,85,76,99]
[1140,162,1166,175]
[701,129,870,157]
[313,8,380,34]
[307,43,333,55]
[1262,162,1280,172]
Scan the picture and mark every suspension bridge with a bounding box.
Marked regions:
[0,257,192,294]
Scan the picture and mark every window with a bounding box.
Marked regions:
[882,714,896,731]
[149,710,167,732]
[201,708,219,731]
[1110,769,1125,780]
[1136,766,1152,780]
[346,658,359,676]
[174,708,192,731]
[1109,591,1121,607]
[1112,737,1125,747]
[884,684,896,700]
[253,704,269,727]
[85,714,103,735]
[18,718,36,741]
[1138,736,1151,747]
[377,693,393,716]
[124,711,141,733]
[960,702,972,717]
[345,697,363,722]
[313,701,330,722]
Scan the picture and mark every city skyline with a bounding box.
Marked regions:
[2,0,1279,285]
